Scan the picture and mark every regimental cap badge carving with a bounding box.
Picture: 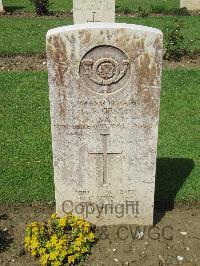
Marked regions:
[80,45,130,94]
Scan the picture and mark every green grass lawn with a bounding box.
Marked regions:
[4,0,180,13]
[0,72,54,203]
[156,69,200,202]
[0,69,200,203]
[0,16,199,55]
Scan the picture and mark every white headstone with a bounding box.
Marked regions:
[0,0,4,13]
[47,23,163,226]
[180,0,200,10]
[73,0,115,24]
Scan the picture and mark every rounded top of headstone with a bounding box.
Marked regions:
[47,23,162,38]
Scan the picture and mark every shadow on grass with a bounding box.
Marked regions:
[4,6,25,13]
[0,214,13,252]
[154,158,194,224]
[0,228,13,253]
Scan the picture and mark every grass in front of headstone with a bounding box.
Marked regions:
[0,16,199,55]
[156,69,200,202]
[0,69,200,203]
[4,0,180,13]
[0,72,54,203]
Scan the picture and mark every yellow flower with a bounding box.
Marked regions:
[31,250,37,256]
[88,232,95,241]
[32,227,39,234]
[40,254,49,266]
[49,251,59,261]
[83,225,90,233]
[58,238,67,245]
[39,248,46,255]
[32,234,38,240]
[58,217,66,227]
[76,233,87,243]
[51,213,58,219]
[51,235,58,245]
[52,261,62,266]
[46,240,52,249]
[31,239,40,249]
[68,255,76,264]
[60,250,67,258]
[81,246,89,253]
[75,238,82,247]
[24,213,95,265]
[55,238,67,251]
[31,222,40,227]
[24,236,31,246]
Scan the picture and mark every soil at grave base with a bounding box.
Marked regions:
[1,10,200,18]
[0,55,47,72]
[0,55,200,72]
[0,203,200,266]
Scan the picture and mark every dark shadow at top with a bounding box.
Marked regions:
[0,214,13,252]
[4,6,25,13]
[0,229,13,253]
[154,158,194,224]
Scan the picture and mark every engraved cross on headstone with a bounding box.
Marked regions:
[90,134,122,185]
[87,12,101,23]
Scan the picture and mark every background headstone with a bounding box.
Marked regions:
[180,0,200,10]
[73,0,115,24]
[47,23,163,226]
[0,0,4,13]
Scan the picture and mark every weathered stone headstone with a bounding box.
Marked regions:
[0,0,4,13]
[180,0,200,10]
[47,23,163,226]
[73,0,115,24]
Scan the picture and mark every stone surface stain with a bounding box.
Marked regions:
[47,35,69,120]
[135,51,161,117]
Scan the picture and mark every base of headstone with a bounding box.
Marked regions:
[0,6,4,13]
[180,0,200,10]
